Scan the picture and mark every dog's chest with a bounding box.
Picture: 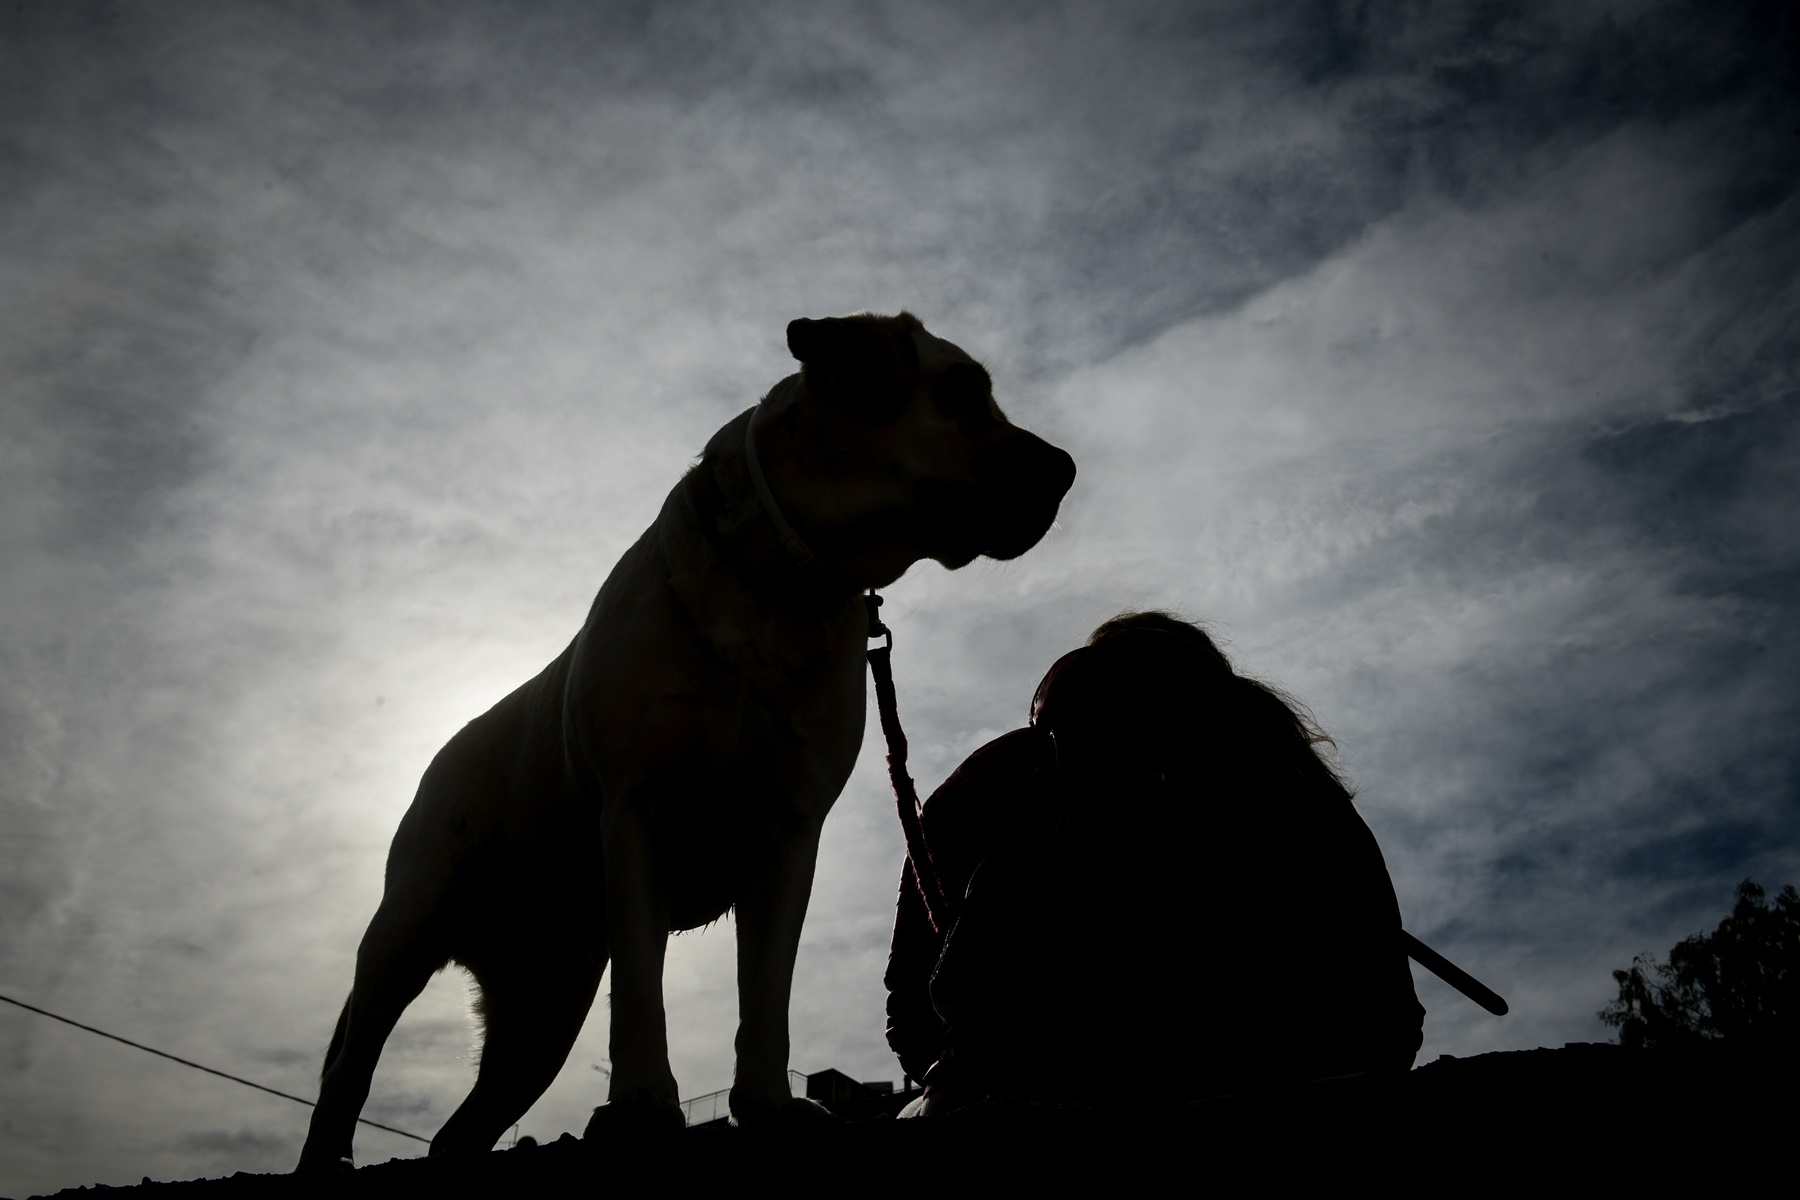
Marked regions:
[571,594,865,924]
[647,663,864,929]
[664,646,864,817]
[659,559,868,808]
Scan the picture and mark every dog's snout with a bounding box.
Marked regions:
[989,431,1076,502]
[960,431,1075,562]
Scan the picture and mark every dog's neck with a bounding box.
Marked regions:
[742,379,823,573]
[672,391,862,614]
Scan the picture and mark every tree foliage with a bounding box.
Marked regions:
[1600,879,1800,1049]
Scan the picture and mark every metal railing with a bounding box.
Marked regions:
[679,1070,811,1126]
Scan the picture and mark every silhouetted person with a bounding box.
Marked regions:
[884,612,1424,1110]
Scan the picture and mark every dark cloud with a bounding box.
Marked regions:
[16,236,253,548]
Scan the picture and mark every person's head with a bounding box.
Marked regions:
[1085,609,1233,658]
[1030,610,1347,795]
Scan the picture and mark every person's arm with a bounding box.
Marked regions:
[884,864,946,1085]
[882,728,1048,1083]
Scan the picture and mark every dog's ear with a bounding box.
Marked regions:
[787,316,919,411]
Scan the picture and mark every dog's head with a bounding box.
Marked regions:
[768,311,1076,586]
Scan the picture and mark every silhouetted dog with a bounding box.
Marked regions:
[297,312,1075,1168]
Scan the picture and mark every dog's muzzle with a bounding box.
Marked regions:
[930,433,1076,565]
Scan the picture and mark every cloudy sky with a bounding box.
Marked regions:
[5,0,1798,1191]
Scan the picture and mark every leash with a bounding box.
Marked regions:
[865,590,950,936]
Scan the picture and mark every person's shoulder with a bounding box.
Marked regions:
[953,727,1045,776]
[920,727,1049,861]
[924,728,1046,810]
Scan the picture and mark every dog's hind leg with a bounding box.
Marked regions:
[296,899,446,1172]
[430,948,605,1156]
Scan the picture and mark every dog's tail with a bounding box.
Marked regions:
[321,996,352,1082]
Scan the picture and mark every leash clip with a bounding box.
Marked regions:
[865,589,892,649]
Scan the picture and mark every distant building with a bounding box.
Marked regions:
[685,1069,920,1127]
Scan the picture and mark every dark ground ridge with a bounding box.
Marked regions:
[26,1042,1795,1196]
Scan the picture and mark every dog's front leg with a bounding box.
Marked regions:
[729,816,835,1125]
[586,801,684,1137]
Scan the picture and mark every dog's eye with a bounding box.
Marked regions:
[937,364,994,418]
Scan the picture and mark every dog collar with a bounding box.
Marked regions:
[743,402,820,570]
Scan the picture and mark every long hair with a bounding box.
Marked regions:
[1033,609,1351,799]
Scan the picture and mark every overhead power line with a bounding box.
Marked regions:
[0,990,428,1144]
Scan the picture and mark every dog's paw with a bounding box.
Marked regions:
[583,1088,685,1142]
[293,1150,355,1175]
[728,1091,839,1128]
